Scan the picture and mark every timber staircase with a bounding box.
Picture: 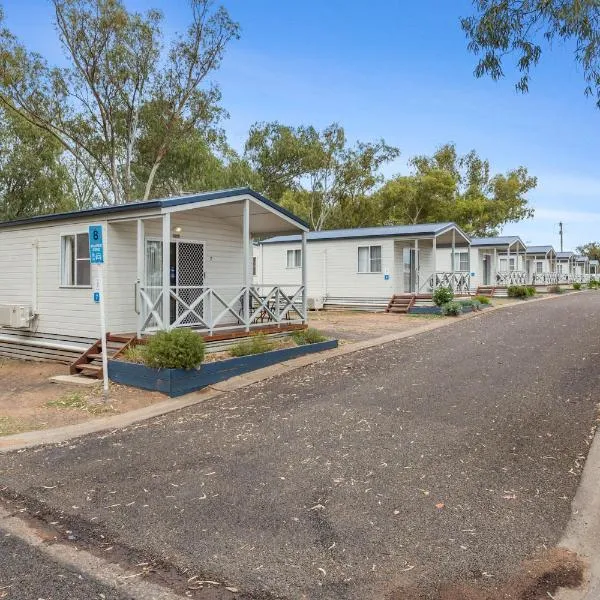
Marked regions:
[475,285,496,297]
[386,294,416,314]
[71,333,136,379]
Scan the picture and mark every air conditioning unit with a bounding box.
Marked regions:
[0,304,34,329]
[308,296,324,310]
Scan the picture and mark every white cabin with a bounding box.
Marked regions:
[256,223,471,310]
[525,245,558,284]
[0,188,309,355]
[469,236,528,291]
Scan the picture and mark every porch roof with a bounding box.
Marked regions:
[0,187,309,232]
[471,235,526,251]
[526,245,556,257]
[556,251,575,259]
[259,222,470,244]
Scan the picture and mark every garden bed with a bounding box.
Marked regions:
[408,304,485,315]
[108,339,338,397]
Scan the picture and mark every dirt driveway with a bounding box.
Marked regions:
[0,360,164,436]
[308,309,439,342]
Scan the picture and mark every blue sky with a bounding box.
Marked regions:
[3,0,600,249]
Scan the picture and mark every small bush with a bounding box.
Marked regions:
[507,285,529,299]
[433,286,454,306]
[292,328,327,345]
[547,285,563,294]
[441,301,463,316]
[457,299,481,311]
[588,279,598,289]
[526,286,536,297]
[230,333,275,357]
[122,345,146,364]
[573,282,582,290]
[473,295,491,305]
[144,328,205,370]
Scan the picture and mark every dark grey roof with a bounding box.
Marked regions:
[556,251,575,259]
[526,245,555,255]
[470,236,523,247]
[260,222,465,244]
[0,187,309,230]
[574,255,589,262]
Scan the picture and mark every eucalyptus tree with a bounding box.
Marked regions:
[245,121,399,230]
[0,0,239,205]
[462,1,600,105]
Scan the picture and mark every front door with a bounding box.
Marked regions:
[403,248,418,293]
[483,255,491,285]
[144,240,205,328]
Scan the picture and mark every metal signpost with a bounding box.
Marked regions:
[89,225,109,398]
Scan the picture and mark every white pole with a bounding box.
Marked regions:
[136,218,144,338]
[451,230,455,291]
[98,264,109,399]
[162,212,171,330]
[414,238,419,292]
[301,230,308,323]
[431,236,437,291]
[31,240,38,314]
[243,199,250,332]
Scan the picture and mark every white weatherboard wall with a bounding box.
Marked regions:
[259,238,397,301]
[0,217,107,339]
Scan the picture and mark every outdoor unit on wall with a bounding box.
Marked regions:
[0,304,34,329]
[308,296,324,310]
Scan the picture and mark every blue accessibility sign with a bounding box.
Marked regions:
[93,292,100,303]
[89,225,104,264]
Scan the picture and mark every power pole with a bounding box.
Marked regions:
[559,222,564,252]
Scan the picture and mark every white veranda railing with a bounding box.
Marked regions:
[420,271,471,294]
[531,272,559,285]
[496,271,528,285]
[138,284,305,334]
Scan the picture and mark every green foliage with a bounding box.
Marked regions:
[573,282,582,290]
[0,108,75,221]
[144,328,205,370]
[457,299,482,311]
[441,301,463,316]
[229,333,275,357]
[245,121,399,230]
[507,285,533,299]
[588,279,599,289]
[292,328,327,345]
[122,345,147,364]
[432,286,454,306]
[462,0,600,107]
[547,285,563,294]
[376,143,535,236]
[576,242,600,261]
[473,295,491,304]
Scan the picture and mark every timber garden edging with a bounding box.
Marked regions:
[108,339,338,397]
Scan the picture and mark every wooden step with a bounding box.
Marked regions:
[75,363,102,373]
[70,333,136,379]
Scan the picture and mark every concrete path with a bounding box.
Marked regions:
[1,292,599,599]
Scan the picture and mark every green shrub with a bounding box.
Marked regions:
[547,285,563,294]
[457,299,481,311]
[441,301,463,316]
[588,279,598,289]
[144,328,205,370]
[122,345,146,364]
[292,328,327,345]
[230,333,275,357]
[573,282,582,290]
[473,295,491,305]
[526,286,536,297]
[507,285,529,299]
[433,286,454,306]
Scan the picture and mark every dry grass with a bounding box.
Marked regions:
[45,391,116,415]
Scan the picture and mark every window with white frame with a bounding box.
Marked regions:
[357,245,382,273]
[61,232,91,286]
[536,261,543,273]
[499,258,508,271]
[509,257,516,270]
[286,249,302,268]
[453,251,469,271]
[252,256,257,276]
[557,263,563,273]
